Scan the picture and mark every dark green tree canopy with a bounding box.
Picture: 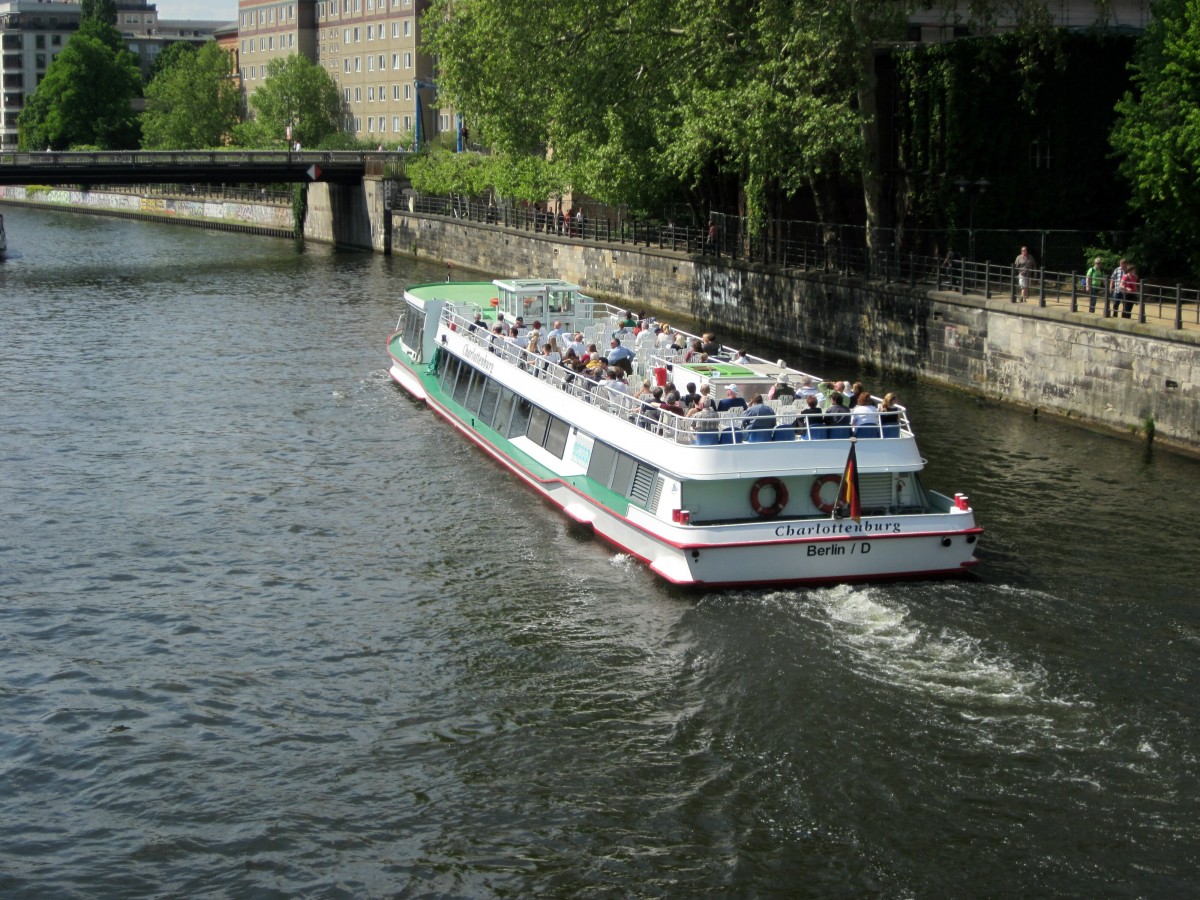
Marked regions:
[17,29,141,149]
[1111,0,1200,273]
[236,55,342,148]
[142,42,240,149]
[81,0,118,27]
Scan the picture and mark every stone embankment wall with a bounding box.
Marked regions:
[391,211,1200,454]
[0,184,294,236]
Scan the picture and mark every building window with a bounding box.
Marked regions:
[368,86,375,101]
[391,53,399,69]
[403,52,411,68]
[367,57,374,71]
[353,27,360,42]
[354,57,361,72]
[392,84,400,100]
[404,20,411,37]
[344,58,350,73]
[391,22,398,38]
[378,116,386,132]
[344,88,351,101]
[392,115,400,132]
[368,118,374,132]
[403,115,411,131]
[354,87,362,101]
[403,84,411,100]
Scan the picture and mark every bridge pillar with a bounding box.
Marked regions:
[303,180,385,251]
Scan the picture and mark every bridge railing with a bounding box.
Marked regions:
[0,150,409,167]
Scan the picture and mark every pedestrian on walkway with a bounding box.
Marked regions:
[1109,258,1127,318]
[1014,246,1036,302]
[1085,256,1106,314]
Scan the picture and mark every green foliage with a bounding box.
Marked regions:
[292,184,308,234]
[241,55,342,148]
[1111,0,1200,276]
[425,0,1066,235]
[405,149,494,197]
[141,42,240,149]
[81,0,118,27]
[148,41,197,85]
[18,27,142,149]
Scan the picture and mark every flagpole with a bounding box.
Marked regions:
[832,437,862,523]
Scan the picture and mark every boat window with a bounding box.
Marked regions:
[463,366,485,412]
[401,302,425,361]
[493,386,517,435]
[544,417,570,459]
[452,360,473,404]
[478,378,501,425]
[611,452,637,498]
[525,405,551,446]
[439,354,460,392]
[507,398,532,439]
[586,441,619,485]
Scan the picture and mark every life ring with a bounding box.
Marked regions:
[750,477,789,518]
[811,474,841,513]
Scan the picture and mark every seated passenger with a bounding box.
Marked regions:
[716,384,747,412]
[851,390,881,436]
[823,392,852,434]
[878,392,902,436]
[768,374,796,402]
[731,349,750,366]
[742,394,776,434]
[796,394,825,435]
[660,391,686,416]
[684,339,704,363]
[798,377,820,400]
[696,384,716,410]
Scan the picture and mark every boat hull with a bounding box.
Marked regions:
[387,355,980,588]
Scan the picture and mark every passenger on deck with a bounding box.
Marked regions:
[824,392,851,428]
[851,391,880,435]
[469,312,486,332]
[682,382,699,408]
[672,332,688,352]
[688,401,721,436]
[657,326,676,349]
[660,391,686,416]
[606,369,630,394]
[717,384,747,412]
[742,394,776,433]
[569,333,587,357]
[547,321,564,343]
[798,377,820,400]
[768,374,796,402]
[879,392,901,435]
[684,339,704,363]
[702,333,721,356]
[697,384,716,410]
[608,337,634,370]
[731,349,750,366]
[541,341,562,367]
[796,394,825,435]
[514,316,526,334]
[619,310,638,328]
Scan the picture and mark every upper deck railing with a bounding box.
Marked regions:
[437,304,913,446]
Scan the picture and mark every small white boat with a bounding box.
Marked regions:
[386,278,981,588]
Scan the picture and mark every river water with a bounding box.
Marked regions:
[1,205,1197,898]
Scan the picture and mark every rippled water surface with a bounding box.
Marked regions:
[1,206,1197,897]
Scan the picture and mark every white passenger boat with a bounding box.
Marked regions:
[386,278,981,587]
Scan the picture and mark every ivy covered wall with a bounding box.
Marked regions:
[882,31,1137,252]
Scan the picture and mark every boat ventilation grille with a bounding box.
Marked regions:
[630,463,660,509]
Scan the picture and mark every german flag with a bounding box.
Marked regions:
[834,440,862,522]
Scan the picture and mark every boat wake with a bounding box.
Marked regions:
[801,584,1093,748]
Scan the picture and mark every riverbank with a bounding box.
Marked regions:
[0,185,295,239]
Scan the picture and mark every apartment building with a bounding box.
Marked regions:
[316,0,452,146]
[237,0,316,99]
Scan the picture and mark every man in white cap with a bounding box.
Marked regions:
[769,373,796,402]
[717,383,747,412]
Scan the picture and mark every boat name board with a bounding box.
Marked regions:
[773,520,902,537]
[461,343,496,375]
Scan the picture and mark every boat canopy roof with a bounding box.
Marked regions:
[491,278,585,326]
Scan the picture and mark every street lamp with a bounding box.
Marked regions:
[955,176,989,260]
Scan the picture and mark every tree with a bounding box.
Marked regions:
[148,41,197,84]
[17,25,141,149]
[238,55,342,148]
[141,42,240,149]
[80,0,118,27]
[1111,0,1200,274]
[425,0,1059,243]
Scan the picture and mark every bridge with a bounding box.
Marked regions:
[0,150,404,187]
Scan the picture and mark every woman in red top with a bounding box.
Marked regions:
[1120,265,1139,319]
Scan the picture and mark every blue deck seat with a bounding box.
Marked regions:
[694,431,719,446]
[718,429,738,445]
[882,424,901,439]
[746,429,772,443]
[855,425,883,439]
[772,426,796,441]
[826,426,852,440]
